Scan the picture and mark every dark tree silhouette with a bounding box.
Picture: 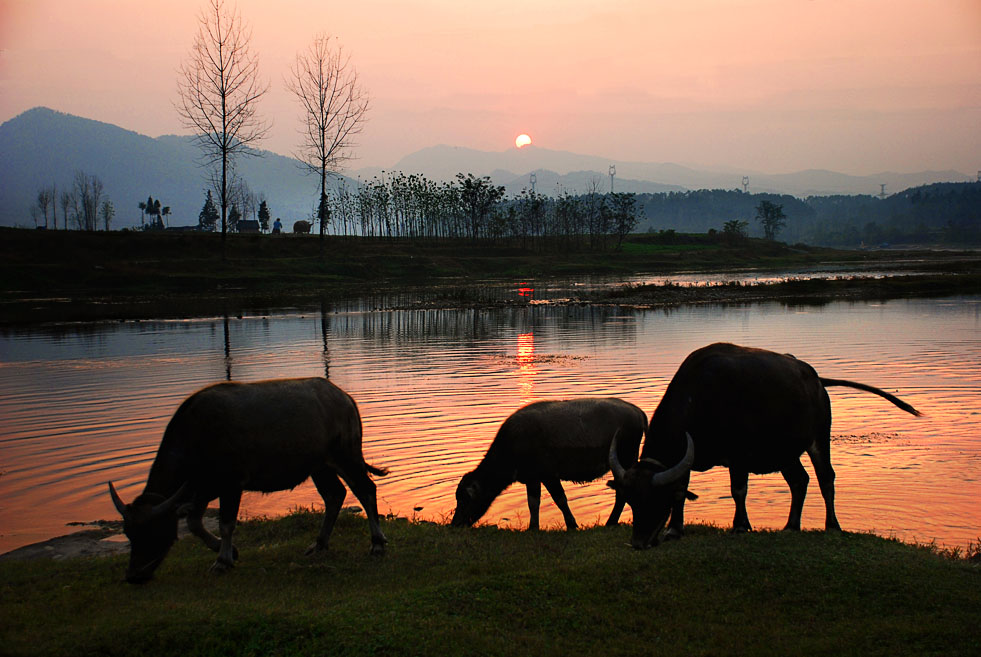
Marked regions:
[257,199,271,232]
[199,190,219,231]
[756,200,787,240]
[456,173,505,241]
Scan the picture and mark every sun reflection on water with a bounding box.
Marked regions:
[515,332,538,404]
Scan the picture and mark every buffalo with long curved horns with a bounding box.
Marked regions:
[608,343,922,549]
[109,377,388,583]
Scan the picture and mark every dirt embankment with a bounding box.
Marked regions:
[0,514,221,562]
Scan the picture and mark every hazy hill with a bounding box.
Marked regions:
[1,108,971,229]
[372,144,970,197]
[0,108,344,229]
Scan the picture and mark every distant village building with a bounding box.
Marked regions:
[237,220,260,233]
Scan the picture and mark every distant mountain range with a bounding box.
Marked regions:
[361,144,971,198]
[0,108,973,228]
[0,108,339,229]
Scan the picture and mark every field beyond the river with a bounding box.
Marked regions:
[1,227,979,323]
[0,510,978,657]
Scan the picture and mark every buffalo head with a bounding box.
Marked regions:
[450,472,498,528]
[108,481,187,583]
[607,434,695,549]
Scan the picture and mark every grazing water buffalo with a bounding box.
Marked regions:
[608,343,922,549]
[293,220,312,234]
[108,378,388,583]
[451,398,646,531]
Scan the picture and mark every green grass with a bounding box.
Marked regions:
[1,510,978,656]
[618,241,715,255]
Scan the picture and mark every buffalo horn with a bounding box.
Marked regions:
[150,482,190,520]
[650,433,695,487]
[608,428,626,482]
[108,481,127,516]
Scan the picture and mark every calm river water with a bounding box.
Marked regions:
[1,287,978,553]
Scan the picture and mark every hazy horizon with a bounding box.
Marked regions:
[1,0,979,176]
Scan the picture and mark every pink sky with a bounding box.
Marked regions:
[1,0,978,174]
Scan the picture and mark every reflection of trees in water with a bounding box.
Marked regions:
[223,313,232,380]
[0,303,638,379]
[219,303,332,381]
[324,304,639,347]
[321,300,330,378]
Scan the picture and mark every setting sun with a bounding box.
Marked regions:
[515,133,532,148]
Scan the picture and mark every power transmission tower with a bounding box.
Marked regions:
[529,172,537,194]
[742,176,749,193]
[879,183,887,199]
[609,165,616,193]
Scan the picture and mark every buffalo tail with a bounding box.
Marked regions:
[820,378,923,417]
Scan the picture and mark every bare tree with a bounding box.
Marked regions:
[72,171,103,231]
[101,199,115,231]
[286,34,369,253]
[59,191,72,230]
[88,176,104,231]
[176,0,269,250]
[36,187,53,229]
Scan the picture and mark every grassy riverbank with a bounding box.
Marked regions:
[1,510,978,656]
[2,227,977,323]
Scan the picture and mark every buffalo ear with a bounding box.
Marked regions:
[685,490,699,501]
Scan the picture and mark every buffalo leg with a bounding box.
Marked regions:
[212,490,242,572]
[805,441,841,531]
[526,480,542,530]
[729,468,752,532]
[664,471,693,540]
[308,469,347,555]
[337,462,388,555]
[542,477,578,531]
[186,501,220,552]
[664,497,687,540]
[605,492,626,527]
[780,459,810,531]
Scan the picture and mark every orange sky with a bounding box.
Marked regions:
[1,0,978,174]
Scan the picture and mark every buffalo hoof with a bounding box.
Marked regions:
[370,541,386,556]
[305,542,328,556]
[731,525,752,534]
[663,527,684,541]
[210,558,234,573]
